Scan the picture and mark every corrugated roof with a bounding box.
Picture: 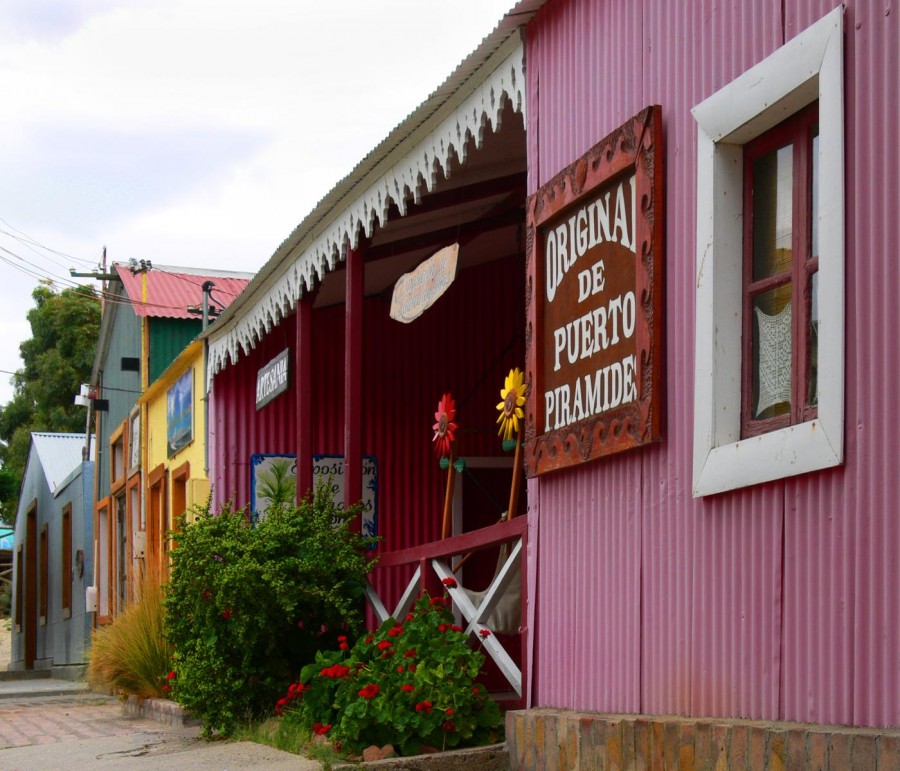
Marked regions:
[114,263,253,320]
[204,0,547,353]
[31,433,92,495]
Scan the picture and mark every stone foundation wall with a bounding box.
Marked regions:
[505,709,900,770]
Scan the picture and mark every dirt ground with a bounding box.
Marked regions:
[1,616,10,669]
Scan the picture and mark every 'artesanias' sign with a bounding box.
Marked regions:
[256,349,290,410]
[525,106,664,476]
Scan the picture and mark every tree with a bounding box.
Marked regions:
[0,284,100,525]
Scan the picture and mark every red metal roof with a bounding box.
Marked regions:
[114,263,252,319]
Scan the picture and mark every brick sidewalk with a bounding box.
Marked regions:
[0,694,158,750]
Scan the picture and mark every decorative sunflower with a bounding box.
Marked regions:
[496,367,528,442]
[432,393,458,458]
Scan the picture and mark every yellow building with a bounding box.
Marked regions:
[138,339,211,581]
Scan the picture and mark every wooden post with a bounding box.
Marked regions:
[344,240,365,508]
[296,294,314,501]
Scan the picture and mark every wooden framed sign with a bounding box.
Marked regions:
[525,106,664,476]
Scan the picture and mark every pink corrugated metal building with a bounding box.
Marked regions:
[205,0,899,761]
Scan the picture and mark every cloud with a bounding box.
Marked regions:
[0,124,264,237]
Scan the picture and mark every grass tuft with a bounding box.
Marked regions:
[86,577,172,698]
[233,716,348,769]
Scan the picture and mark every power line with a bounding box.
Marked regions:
[0,216,98,267]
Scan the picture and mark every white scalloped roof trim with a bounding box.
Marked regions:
[208,42,524,378]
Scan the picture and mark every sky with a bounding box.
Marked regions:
[0,0,516,406]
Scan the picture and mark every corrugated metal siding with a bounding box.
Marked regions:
[96,304,142,499]
[526,0,900,728]
[782,0,900,729]
[148,318,201,384]
[210,255,525,611]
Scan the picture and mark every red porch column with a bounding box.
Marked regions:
[296,293,314,501]
[344,239,365,507]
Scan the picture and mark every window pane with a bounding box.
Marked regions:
[752,284,792,419]
[807,270,819,407]
[811,130,819,258]
[753,144,793,280]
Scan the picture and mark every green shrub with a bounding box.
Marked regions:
[164,485,376,737]
[86,578,172,698]
[278,591,503,756]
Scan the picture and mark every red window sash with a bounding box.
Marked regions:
[741,104,819,439]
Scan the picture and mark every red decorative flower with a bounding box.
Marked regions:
[388,626,404,637]
[274,697,287,716]
[396,665,405,674]
[432,393,458,458]
[337,635,347,643]
[404,649,417,659]
[450,625,463,633]
[439,624,449,633]
[161,684,171,693]
[377,640,393,651]
[408,664,416,672]
[415,701,433,713]
[430,597,447,607]
[402,684,415,693]
[479,629,492,638]
[442,577,458,589]
[442,720,457,732]
[359,683,380,699]
[405,613,415,622]
[339,642,349,651]
[365,635,374,644]
[166,670,176,681]
[312,722,332,736]
[221,608,232,620]
[445,708,455,716]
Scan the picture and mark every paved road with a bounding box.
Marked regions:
[0,691,321,769]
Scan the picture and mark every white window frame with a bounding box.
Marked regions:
[691,6,844,497]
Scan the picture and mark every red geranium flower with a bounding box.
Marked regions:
[405,613,415,622]
[442,577,458,589]
[377,640,393,651]
[415,701,432,713]
[479,629,492,638]
[221,608,232,620]
[432,393,458,458]
[166,670,176,681]
[312,722,331,735]
[339,643,349,651]
[442,720,456,732]
[402,684,415,693]
[359,683,380,699]
[274,697,287,716]
[320,664,351,679]
[161,684,171,694]
[445,708,455,716]
[396,665,405,674]
[388,626,404,637]
[408,664,416,672]
[404,649,416,659]
[337,635,347,643]
[450,625,462,633]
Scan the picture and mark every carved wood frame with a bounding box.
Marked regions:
[525,106,664,477]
